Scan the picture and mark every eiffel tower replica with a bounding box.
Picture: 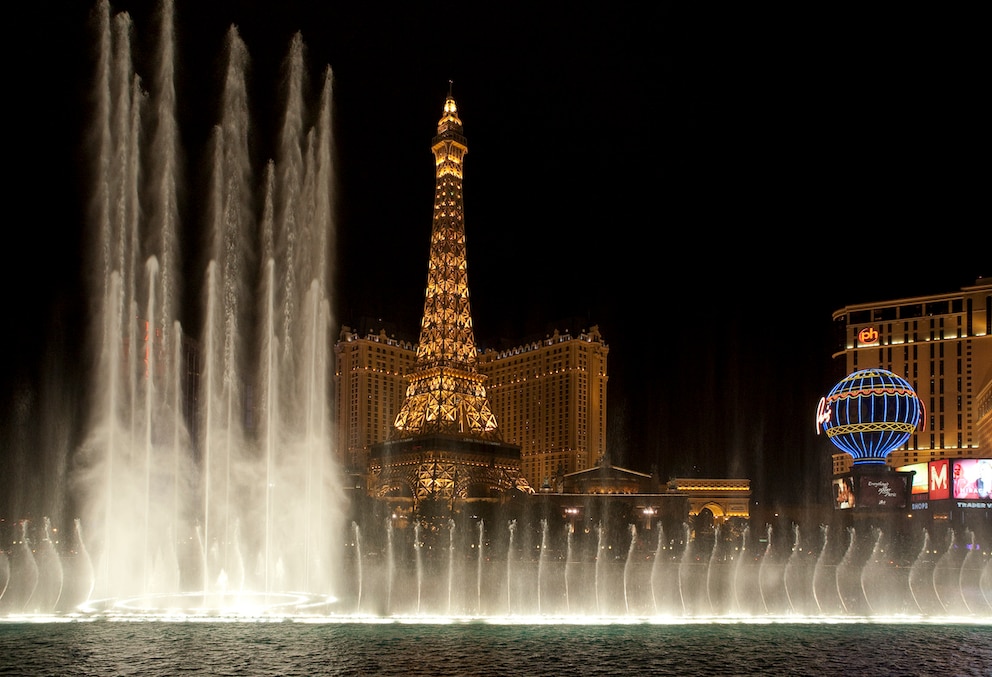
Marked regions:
[369,84,532,513]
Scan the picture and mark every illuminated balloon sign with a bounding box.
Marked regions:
[815,368,925,465]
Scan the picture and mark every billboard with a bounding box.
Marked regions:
[902,462,929,495]
[832,471,911,510]
[952,459,992,500]
[857,473,908,509]
[895,458,951,501]
[832,477,856,510]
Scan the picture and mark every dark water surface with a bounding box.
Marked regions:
[1,618,990,676]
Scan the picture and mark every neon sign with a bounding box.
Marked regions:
[858,327,879,344]
[814,397,830,433]
[929,459,949,500]
[816,368,924,464]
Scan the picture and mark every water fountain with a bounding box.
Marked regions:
[1,0,342,615]
[1,0,990,621]
[337,511,992,619]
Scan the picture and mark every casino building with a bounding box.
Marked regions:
[829,277,991,473]
[334,323,609,493]
[828,278,992,529]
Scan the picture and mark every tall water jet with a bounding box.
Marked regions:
[649,525,664,613]
[731,525,763,614]
[446,519,456,615]
[836,527,870,615]
[351,522,363,613]
[0,552,8,604]
[537,519,548,615]
[622,524,636,615]
[386,518,395,614]
[812,524,841,615]
[908,528,942,615]
[860,527,909,615]
[593,522,605,615]
[705,524,724,614]
[475,520,485,615]
[506,519,517,614]
[64,0,343,611]
[783,523,817,615]
[565,523,575,613]
[960,532,992,615]
[1,522,38,613]
[933,529,969,612]
[29,518,64,613]
[757,525,787,614]
[414,521,424,614]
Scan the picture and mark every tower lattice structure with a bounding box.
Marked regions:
[391,87,500,441]
[369,87,529,508]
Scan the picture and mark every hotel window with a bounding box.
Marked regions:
[875,307,897,321]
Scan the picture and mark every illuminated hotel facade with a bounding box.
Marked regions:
[332,325,750,521]
[477,326,608,488]
[829,277,992,476]
[333,323,609,491]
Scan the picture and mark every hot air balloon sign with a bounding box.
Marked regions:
[816,368,926,465]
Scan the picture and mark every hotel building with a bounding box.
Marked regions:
[333,324,609,491]
[829,277,992,475]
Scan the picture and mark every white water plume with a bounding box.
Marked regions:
[66,0,344,609]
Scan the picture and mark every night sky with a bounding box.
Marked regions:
[5,1,986,513]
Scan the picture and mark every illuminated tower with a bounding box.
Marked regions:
[391,85,498,439]
[369,85,532,509]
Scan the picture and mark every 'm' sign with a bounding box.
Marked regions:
[929,459,950,500]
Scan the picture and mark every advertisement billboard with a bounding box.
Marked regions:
[857,473,909,509]
[952,459,992,500]
[833,471,910,509]
[902,462,929,495]
[832,477,856,510]
[895,459,952,501]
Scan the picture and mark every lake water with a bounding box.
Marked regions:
[1,617,990,676]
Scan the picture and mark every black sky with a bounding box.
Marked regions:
[5,1,987,512]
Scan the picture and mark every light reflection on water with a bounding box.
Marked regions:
[1,618,990,676]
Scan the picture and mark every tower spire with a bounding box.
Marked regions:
[391,88,501,440]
